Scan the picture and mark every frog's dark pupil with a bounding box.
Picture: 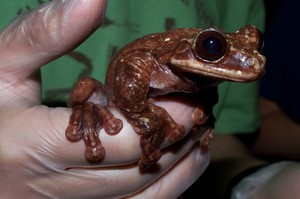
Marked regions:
[195,30,227,61]
[203,37,223,55]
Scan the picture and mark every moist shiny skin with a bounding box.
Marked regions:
[65,25,265,170]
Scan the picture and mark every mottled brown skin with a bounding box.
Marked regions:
[66,25,265,170]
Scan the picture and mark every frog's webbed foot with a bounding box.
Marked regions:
[66,102,122,161]
[66,102,123,161]
[124,103,185,170]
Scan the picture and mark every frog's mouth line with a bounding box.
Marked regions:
[171,59,265,83]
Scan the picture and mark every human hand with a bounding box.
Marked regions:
[0,1,210,198]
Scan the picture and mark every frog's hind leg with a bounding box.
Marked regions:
[122,103,185,170]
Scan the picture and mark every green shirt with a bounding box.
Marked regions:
[0,0,265,134]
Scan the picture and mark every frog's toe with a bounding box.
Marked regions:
[65,125,82,141]
[95,105,123,135]
[192,106,210,125]
[104,117,123,135]
[65,105,84,141]
[81,124,105,162]
[139,149,162,170]
[85,144,105,162]
[167,123,185,143]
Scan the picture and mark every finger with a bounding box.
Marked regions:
[0,0,107,101]
[126,144,210,199]
[28,128,209,199]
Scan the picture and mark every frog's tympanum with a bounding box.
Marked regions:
[66,25,265,170]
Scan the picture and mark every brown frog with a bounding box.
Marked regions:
[65,25,265,170]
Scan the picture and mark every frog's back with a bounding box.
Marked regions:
[105,28,201,97]
[115,28,201,58]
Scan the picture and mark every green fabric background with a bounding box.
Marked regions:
[0,0,265,134]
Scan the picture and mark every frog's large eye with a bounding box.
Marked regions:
[195,30,227,61]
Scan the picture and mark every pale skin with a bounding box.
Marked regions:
[0,1,210,198]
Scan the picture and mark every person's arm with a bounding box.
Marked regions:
[253,98,300,160]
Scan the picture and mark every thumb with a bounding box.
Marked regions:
[0,0,107,103]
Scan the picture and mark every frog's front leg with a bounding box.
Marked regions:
[66,77,123,162]
[112,51,185,170]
